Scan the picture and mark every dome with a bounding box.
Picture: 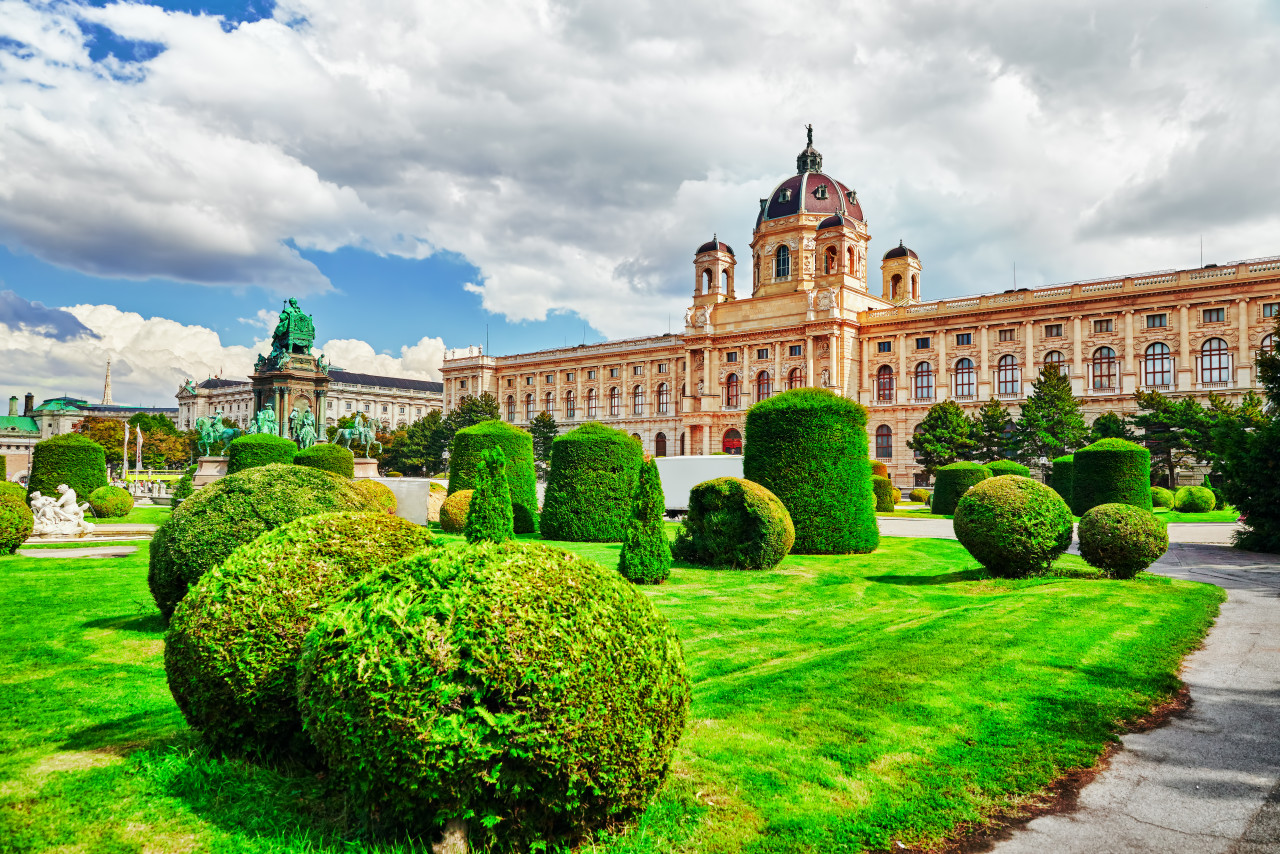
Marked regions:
[756,129,863,226]
[696,237,734,256]
[817,213,847,230]
[883,240,918,260]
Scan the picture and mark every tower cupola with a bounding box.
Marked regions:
[796,123,822,174]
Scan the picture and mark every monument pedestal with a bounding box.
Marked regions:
[353,458,379,479]
[193,456,228,488]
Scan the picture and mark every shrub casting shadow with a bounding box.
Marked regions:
[60,711,173,753]
[867,569,985,586]
[82,613,167,634]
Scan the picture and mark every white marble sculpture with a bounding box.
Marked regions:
[30,485,96,537]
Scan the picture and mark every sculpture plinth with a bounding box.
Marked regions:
[193,456,228,488]
[352,458,380,480]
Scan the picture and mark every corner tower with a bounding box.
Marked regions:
[880,240,922,304]
[692,235,735,307]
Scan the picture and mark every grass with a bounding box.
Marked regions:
[0,529,1223,853]
[97,505,172,526]
[1154,507,1239,524]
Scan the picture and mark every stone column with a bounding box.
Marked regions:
[706,347,720,412]
[1237,298,1252,388]
[773,341,782,395]
[937,327,948,400]
[1071,316,1084,395]
[1023,321,1034,395]
[859,336,868,402]
[1178,304,1192,391]
[1122,310,1135,393]
[274,387,284,436]
[806,336,816,387]
[896,332,906,403]
[977,325,991,399]
[829,332,838,391]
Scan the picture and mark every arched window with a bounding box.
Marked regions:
[913,423,925,460]
[678,432,686,455]
[722,269,730,292]
[655,432,667,457]
[657,383,670,414]
[1143,342,1172,388]
[1264,334,1277,353]
[875,425,892,459]
[701,269,711,293]
[723,428,743,455]
[725,373,741,408]
[756,370,772,401]
[891,273,901,300]
[632,385,644,416]
[678,384,684,413]
[525,394,534,421]
[1092,347,1117,389]
[609,387,620,417]
[506,395,515,421]
[565,389,576,419]
[587,388,598,418]
[954,358,976,397]
[847,246,856,276]
[544,391,554,414]
[631,433,642,445]
[788,367,804,389]
[911,274,920,301]
[824,246,837,274]
[774,245,790,278]
[1201,337,1230,384]
[876,365,894,401]
[997,355,1019,395]
[913,362,934,400]
[1043,350,1065,373]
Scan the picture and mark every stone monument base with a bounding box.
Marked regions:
[353,458,379,480]
[193,456,229,488]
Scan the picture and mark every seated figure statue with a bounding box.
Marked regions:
[30,485,96,537]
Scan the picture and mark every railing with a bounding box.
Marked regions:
[952,393,976,401]
[870,398,896,406]
[996,392,1022,401]
[909,397,935,405]
[1085,385,1119,395]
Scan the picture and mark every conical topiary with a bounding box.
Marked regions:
[618,459,672,584]
[465,447,514,544]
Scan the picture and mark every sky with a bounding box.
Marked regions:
[2,0,1279,407]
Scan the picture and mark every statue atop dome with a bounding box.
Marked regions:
[796,124,823,174]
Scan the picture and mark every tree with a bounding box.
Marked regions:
[464,447,514,544]
[1089,411,1134,443]
[1009,365,1088,469]
[906,400,975,477]
[529,411,559,473]
[1217,320,1280,551]
[73,417,125,465]
[970,397,1012,461]
[129,412,179,436]
[436,393,502,473]
[382,411,443,476]
[1131,391,1202,489]
[618,458,672,584]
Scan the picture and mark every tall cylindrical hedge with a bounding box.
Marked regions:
[871,476,895,512]
[1050,455,1074,504]
[293,443,355,478]
[743,388,878,554]
[227,434,297,475]
[1071,438,1152,516]
[26,434,108,505]
[448,420,539,534]
[541,424,642,542]
[931,462,990,516]
[986,460,1030,478]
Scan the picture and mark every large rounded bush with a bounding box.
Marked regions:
[672,477,794,571]
[954,476,1074,578]
[0,495,33,554]
[439,489,472,532]
[1050,455,1074,505]
[1078,503,1168,579]
[87,485,134,518]
[872,476,895,512]
[541,423,642,542]
[932,462,991,515]
[166,512,432,759]
[986,460,1031,478]
[226,434,296,474]
[27,434,107,505]
[1151,486,1175,509]
[1071,438,1152,516]
[448,420,539,533]
[0,481,26,502]
[298,542,690,849]
[1174,485,1216,513]
[909,488,929,503]
[353,479,397,514]
[147,464,378,621]
[293,443,355,478]
[743,388,877,554]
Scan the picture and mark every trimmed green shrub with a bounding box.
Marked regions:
[1151,486,1175,509]
[27,434,107,505]
[909,488,929,503]
[298,542,690,850]
[871,461,888,479]
[931,462,991,516]
[986,460,1031,478]
[743,388,878,554]
[618,459,672,584]
[147,464,378,621]
[226,434,296,475]
[1174,485,1216,513]
[0,494,33,554]
[87,485,133,518]
[166,512,432,759]
[293,443,355,478]
[872,476,895,512]
[954,476,1073,578]
[386,471,403,477]
[1050,455,1074,504]
[0,481,26,502]
[172,470,194,501]
[1071,438,1152,516]
[541,423,643,542]
[439,489,472,533]
[448,420,539,534]
[353,479,397,514]
[672,477,794,571]
[1078,503,1168,579]
[1201,475,1225,512]
[925,492,933,507]
[465,447,515,544]
[891,486,902,505]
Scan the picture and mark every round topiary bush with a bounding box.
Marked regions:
[298,542,690,850]
[1151,486,1175,509]
[1071,438,1152,516]
[909,488,929,503]
[0,494,34,554]
[87,485,133,518]
[541,423,643,542]
[871,460,888,479]
[1078,503,1168,579]
[953,476,1074,578]
[26,434,107,506]
[293,443,355,478]
[439,489,472,533]
[986,460,1031,478]
[872,476,895,512]
[353,479,397,514]
[742,388,877,554]
[891,485,902,505]
[0,481,26,502]
[1174,485,1216,513]
[147,464,379,621]
[672,477,795,571]
[226,434,297,474]
[1050,455,1074,505]
[932,462,991,516]
[448,420,539,534]
[165,511,433,760]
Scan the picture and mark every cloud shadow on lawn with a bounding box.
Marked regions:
[866,569,985,586]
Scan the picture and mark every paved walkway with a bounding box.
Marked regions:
[18,545,138,559]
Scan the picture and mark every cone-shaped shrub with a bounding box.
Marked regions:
[872,476,895,512]
[27,434,107,505]
[294,443,355,478]
[465,447,515,544]
[88,485,133,517]
[541,424,643,542]
[1071,438,1152,515]
[672,477,795,571]
[1050,455,1074,504]
[227,434,296,474]
[986,460,1030,478]
[439,489,472,533]
[618,459,672,584]
[954,476,1074,578]
[1151,486,1175,508]
[743,388,877,554]
[1078,503,1168,579]
[448,420,539,533]
[932,462,990,515]
[0,494,33,554]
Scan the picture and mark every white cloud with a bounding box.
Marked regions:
[316,335,445,381]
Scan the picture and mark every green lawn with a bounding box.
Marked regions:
[1153,507,1240,524]
[0,531,1223,853]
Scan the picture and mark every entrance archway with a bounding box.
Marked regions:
[723,428,742,455]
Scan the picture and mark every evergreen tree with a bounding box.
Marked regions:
[1131,390,1202,489]
[529,411,559,474]
[618,458,672,584]
[464,447,514,544]
[1089,410,1133,443]
[1010,364,1088,468]
[906,400,976,476]
[971,397,1012,461]
[436,393,502,474]
[1217,319,1280,550]
[383,411,443,476]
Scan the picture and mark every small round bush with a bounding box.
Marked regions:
[226,434,297,474]
[147,464,378,621]
[166,512,432,759]
[1078,504,1168,579]
[872,476,895,512]
[448,420,539,533]
[891,486,902,505]
[298,542,690,850]
[672,477,795,571]
[541,423,643,542]
[871,461,889,479]
[0,481,26,502]
[1174,485,1216,513]
[87,485,134,518]
[27,434,107,505]
[932,462,991,515]
[1151,486,1175,509]
[1050,455,1074,504]
[293,443,355,478]
[954,476,1074,578]
[1071,438,1152,516]
[439,489,473,532]
[986,460,1031,478]
[909,488,929,503]
[354,479,397,514]
[0,494,34,554]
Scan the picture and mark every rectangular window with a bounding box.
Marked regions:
[1265,303,1280,318]
[915,337,930,350]
[956,333,972,346]
[998,329,1016,342]
[633,365,643,376]
[459,380,467,389]
[526,376,533,385]
[789,345,803,357]
[877,341,892,353]
[1146,314,1167,328]
[756,348,770,360]
[327,401,332,409]
[1094,319,1113,333]
[382,405,388,413]
[1203,307,1225,323]
[1044,324,1063,338]
[565,371,575,381]
[658,363,668,374]
[506,378,514,387]
[545,373,554,383]
[609,367,619,378]
[345,402,351,410]
[587,370,597,379]
[416,408,422,416]
[364,404,370,412]
[399,406,405,414]
[725,352,739,363]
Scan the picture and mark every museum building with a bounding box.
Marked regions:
[439,131,1280,487]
